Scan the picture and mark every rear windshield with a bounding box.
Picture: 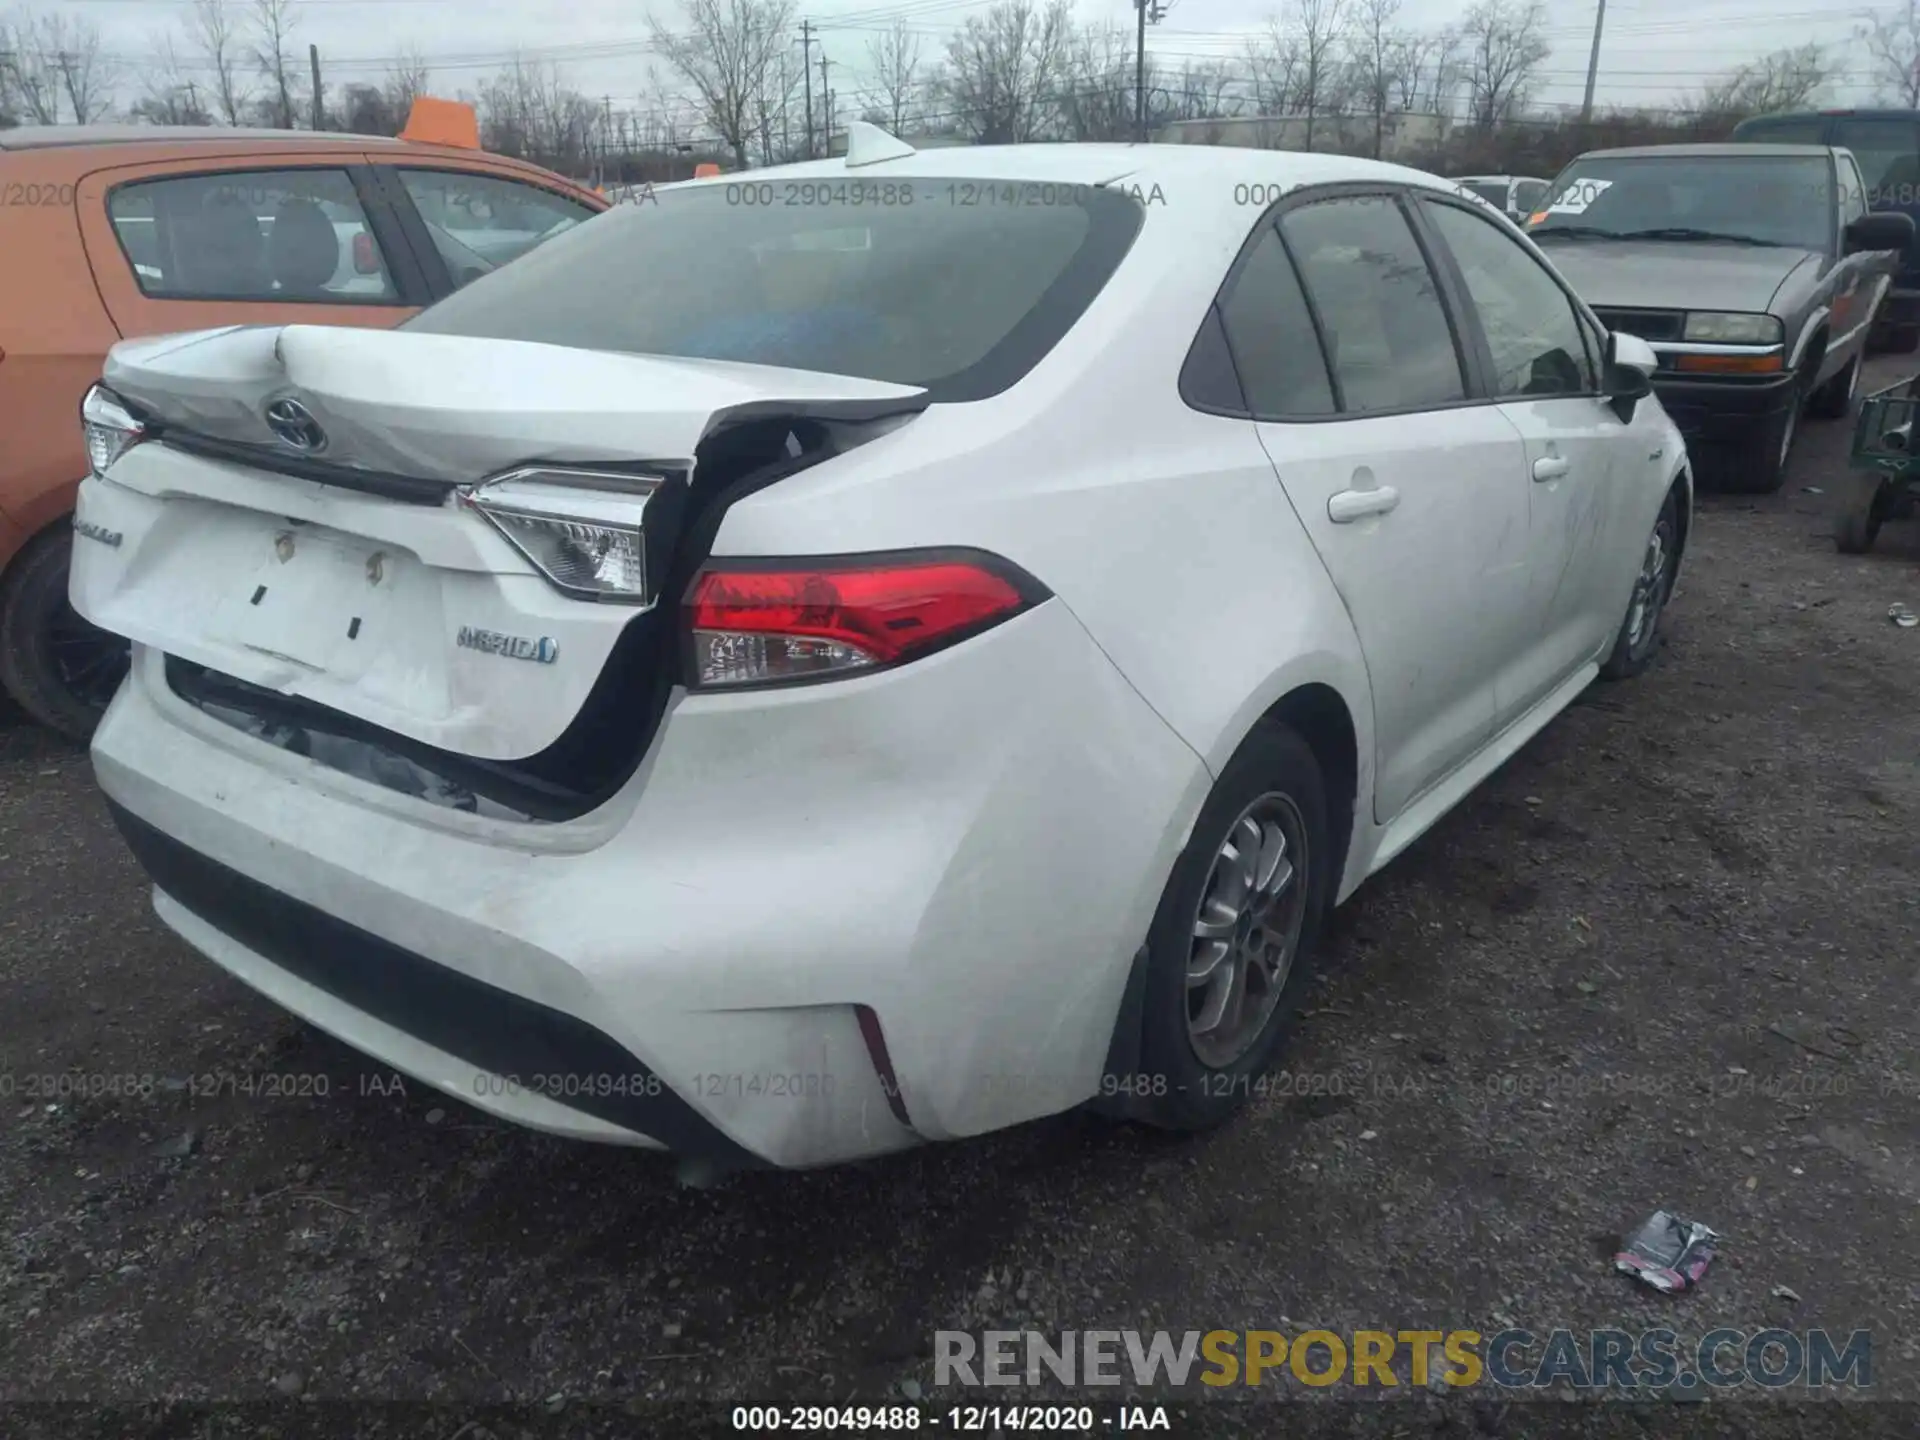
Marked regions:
[1531,155,1833,251]
[1462,180,1509,207]
[404,178,1146,402]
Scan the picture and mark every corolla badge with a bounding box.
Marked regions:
[264,398,327,453]
[457,626,559,664]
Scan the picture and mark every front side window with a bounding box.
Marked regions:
[106,168,397,302]
[1423,199,1595,397]
[395,169,597,289]
[1532,155,1834,252]
[1279,195,1466,413]
[404,180,1146,401]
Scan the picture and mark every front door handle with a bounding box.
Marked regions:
[1328,486,1401,523]
[1532,455,1570,482]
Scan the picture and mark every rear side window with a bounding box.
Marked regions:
[394,169,596,290]
[1463,181,1509,208]
[1279,195,1466,414]
[106,168,398,303]
[1733,117,1829,145]
[1216,225,1336,417]
[404,180,1145,402]
[1834,118,1920,199]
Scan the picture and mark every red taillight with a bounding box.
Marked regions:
[352,232,379,274]
[684,549,1044,689]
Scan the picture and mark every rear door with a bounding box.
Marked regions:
[1235,188,1535,823]
[75,156,431,340]
[366,161,604,299]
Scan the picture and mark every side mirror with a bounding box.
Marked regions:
[1603,331,1657,422]
[1845,211,1916,254]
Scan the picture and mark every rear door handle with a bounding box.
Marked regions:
[1328,486,1401,523]
[1532,455,1570,482]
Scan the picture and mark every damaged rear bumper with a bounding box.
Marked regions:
[91,597,1208,1168]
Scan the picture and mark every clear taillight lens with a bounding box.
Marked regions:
[684,551,1046,690]
[463,467,662,603]
[81,385,146,475]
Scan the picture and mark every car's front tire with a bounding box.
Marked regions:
[0,529,131,743]
[1599,488,1681,680]
[1131,722,1334,1133]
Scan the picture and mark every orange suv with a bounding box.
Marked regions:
[0,124,607,739]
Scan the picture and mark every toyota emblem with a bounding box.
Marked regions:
[264,398,327,453]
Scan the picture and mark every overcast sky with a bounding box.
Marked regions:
[36,0,1902,131]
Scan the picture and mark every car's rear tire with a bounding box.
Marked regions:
[0,529,131,744]
[1807,351,1862,421]
[1130,722,1334,1133]
[1599,489,1681,680]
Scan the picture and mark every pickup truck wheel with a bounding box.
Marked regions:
[1807,352,1861,421]
[0,529,130,743]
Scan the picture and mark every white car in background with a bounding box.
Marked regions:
[70,127,1691,1174]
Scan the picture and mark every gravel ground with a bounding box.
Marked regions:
[3,364,1919,1438]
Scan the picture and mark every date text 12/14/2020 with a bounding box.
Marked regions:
[728,1404,1173,1432]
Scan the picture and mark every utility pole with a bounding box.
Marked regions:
[779,55,790,157]
[818,50,832,156]
[1579,0,1606,126]
[185,78,201,120]
[603,95,614,185]
[797,20,816,159]
[308,43,323,130]
[1134,0,1167,143]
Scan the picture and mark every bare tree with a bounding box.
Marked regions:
[473,56,602,171]
[867,18,923,134]
[1057,23,1137,142]
[1,11,61,124]
[937,0,1073,144]
[385,43,430,122]
[0,11,115,124]
[1424,27,1464,116]
[650,0,794,168]
[133,37,215,125]
[249,0,300,128]
[1245,20,1303,118]
[49,13,115,121]
[1347,0,1403,158]
[1292,0,1349,150]
[192,0,250,124]
[1459,0,1549,129]
[1859,0,1920,108]
[1688,42,1830,124]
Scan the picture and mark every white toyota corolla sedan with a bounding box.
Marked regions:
[70,127,1691,1174]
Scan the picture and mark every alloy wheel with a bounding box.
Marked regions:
[1186,793,1309,1070]
[1624,514,1675,656]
